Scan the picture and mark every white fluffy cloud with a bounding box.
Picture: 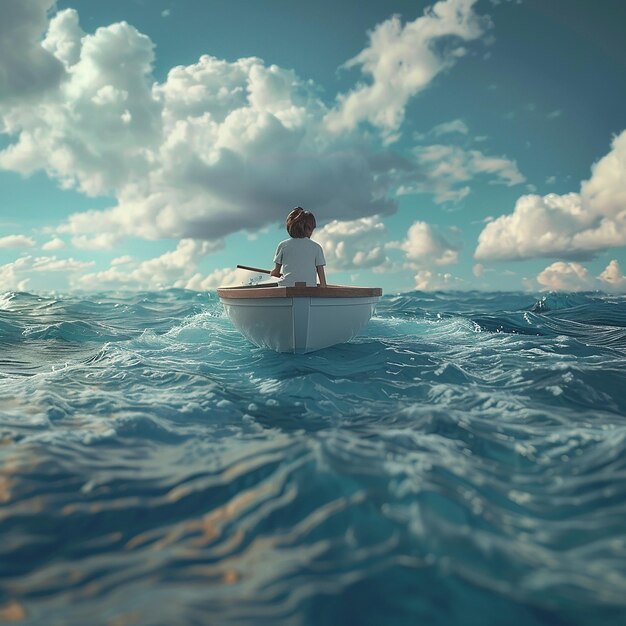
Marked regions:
[73,238,222,290]
[398,144,525,203]
[0,255,95,291]
[535,259,626,293]
[0,257,33,291]
[41,237,66,250]
[314,217,391,271]
[392,220,461,267]
[414,269,463,291]
[324,0,489,140]
[0,5,399,247]
[599,260,626,291]
[0,0,512,262]
[0,235,35,248]
[185,267,251,290]
[476,130,626,261]
[0,9,160,196]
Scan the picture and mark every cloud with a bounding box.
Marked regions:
[599,260,626,291]
[0,0,64,105]
[391,220,461,267]
[111,255,133,266]
[398,144,524,203]
[414,269,463,291]
[314,217,391,271]
[0,255,95,291]
[73,238,223,290]
[71,234,122,250]
[0,235,36,248]
[413,118,469,141]
[535,261,595,292]
[476,129,626,261]
[535,259,626,293]
[41,237,66,250]
[0,9,159,196]
[31,256,95,272]
[0,0,520,290]
[0,257,33,291]
[1,8,398,245]
[431,119,469,137]
[324,0,489,140]
[185,267,251,290]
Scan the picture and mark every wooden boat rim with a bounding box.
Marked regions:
[217,285,382,299]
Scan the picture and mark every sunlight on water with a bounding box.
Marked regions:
[1,289,626,625]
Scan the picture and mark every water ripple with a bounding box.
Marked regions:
[1,289,626,625]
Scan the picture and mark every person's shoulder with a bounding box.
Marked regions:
[309,238,323,249]
[276,238,291,248]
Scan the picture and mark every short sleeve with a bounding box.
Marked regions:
[315,242,326,266]
[273,243,283,264]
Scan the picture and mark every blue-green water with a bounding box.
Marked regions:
[1,289,625,625]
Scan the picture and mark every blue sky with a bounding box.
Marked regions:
[1,0,625,293]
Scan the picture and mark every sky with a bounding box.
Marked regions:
[1,0,625,294]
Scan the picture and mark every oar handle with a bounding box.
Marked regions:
[237,264,271,274]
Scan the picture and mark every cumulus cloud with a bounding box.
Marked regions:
[535,259,626,293]
[0,235,35,248]
[41,237,66,250]
[71,234,122,250]
[324,0,489,139]
[476,130,626,261]
[391,220,461,267]
[0,0,64,104]
[599,260,626,291]
[73,238,223,290]
[0,255,95,291]
[110,255,133,266]
[0,0,506,261]
[414,269,463,291]
[398,144,524,203]
[314,217,391,272]
[0,8,399,247]
[0,0,522,296]
[0,9,160,195]
[0,257,33,291]
[185,267,251,290]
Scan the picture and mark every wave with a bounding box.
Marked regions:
[1,289,626,625]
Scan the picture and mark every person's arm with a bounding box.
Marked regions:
[316,265,327,287]
[270,263,282,278]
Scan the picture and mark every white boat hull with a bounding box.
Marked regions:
[219,294,379,353]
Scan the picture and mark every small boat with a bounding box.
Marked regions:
[217,284,382,353]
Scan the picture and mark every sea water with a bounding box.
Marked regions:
[1,289,625,626]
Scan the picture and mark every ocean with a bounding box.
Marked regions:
[1,289,625,626]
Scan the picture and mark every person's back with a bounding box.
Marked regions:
[274,237,325,286]
[270,207,327,287]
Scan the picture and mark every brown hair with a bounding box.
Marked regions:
[286,207,316,238]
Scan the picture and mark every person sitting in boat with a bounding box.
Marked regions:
[270,207,327,287]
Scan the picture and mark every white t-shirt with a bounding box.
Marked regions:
[273,237,326,286]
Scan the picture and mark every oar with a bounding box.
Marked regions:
[237,264,271,274]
